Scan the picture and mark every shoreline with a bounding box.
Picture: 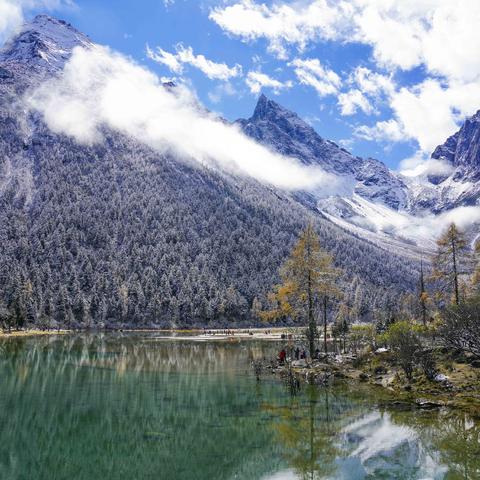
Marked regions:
[267,355,480,417]
[3,328,478,416]
[0,326,295,340]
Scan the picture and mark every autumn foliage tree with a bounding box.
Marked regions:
[261,224,339,357]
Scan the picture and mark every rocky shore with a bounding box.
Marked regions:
[258,350,480,417]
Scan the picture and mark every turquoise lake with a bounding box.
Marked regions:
[0,334,478,479]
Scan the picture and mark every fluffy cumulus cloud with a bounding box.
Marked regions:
[210,0,480,166]
[289,58,341,97]
[210,0,480,80]
[338,89,372,116]
[0,0,72,43]
[209,0,346,59]
[388,80,480,152]
[245,71,292,95]
[399,151,454,178]
[354,119,405,143]
[146,44,242,81]
[351,66,394,98]
[26,45,340,192]
[338,67,394,116]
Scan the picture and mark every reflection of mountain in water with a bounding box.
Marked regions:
[0,335,478,480]
[339,411,448,479]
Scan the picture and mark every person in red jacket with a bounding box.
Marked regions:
[279,349,286,364]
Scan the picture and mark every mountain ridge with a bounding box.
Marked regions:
[0,15,419,328]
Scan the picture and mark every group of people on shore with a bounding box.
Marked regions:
[278,346,322,364]
[203,329,237,336]
[202,329,275,336]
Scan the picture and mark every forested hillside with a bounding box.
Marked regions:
[0,16,419,329]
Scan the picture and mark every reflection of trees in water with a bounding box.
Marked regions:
[263,386,361,480]
[0,336,479,480]
[388,408,480,479]
[265,381,480,480]
[0,335,283,480]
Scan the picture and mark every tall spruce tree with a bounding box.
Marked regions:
[419,259,428,326]
[432,223,469,305]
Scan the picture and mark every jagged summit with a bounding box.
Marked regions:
[238,94,358,171]
[237,95,407,209]
[251,94,293,121]
[432,109,480,177]
[0,14,91,72]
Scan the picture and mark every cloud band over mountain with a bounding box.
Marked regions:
[26,45,341,193]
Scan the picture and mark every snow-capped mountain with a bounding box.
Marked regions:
[0,15,419,328]
[0,15,91,75]
[237,95,408,211]
[238,95,480,250]
[406,110,480,214]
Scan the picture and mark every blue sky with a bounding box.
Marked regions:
[6,0,480,171]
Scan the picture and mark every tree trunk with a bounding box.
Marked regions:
[307,270,315,358]
[323,296,328,354]
[451,238,459,305]
[420,260,427,326]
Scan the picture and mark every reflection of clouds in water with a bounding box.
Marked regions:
[345,411,415,461]
[260,469,298,480]
[339,411,448,479]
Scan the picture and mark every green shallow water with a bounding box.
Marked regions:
[0,334,478,480]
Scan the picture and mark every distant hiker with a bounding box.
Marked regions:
[294,347,300,360]
[315,348,320,359]
[279,349,286,365]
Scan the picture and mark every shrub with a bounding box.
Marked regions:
[440,298,480,359]
[384,321,421,381]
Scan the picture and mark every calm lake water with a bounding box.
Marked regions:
[0,334,478,480]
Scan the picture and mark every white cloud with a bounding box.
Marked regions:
[389,79,480,152]
[26,45,341,193]
[338,67,394,116]
[399,151,454,178]
[0,1,22,43]
[289,58,341,96]
[331,194,480,246]
[354,76,480,156]
[209,0,345,59]
[147,44,242,81]
[350,66,394,98]
[354,119,405,143]
[208,82,237,104]
[245,71,292,95]
[398,205,480,244]
[0,0,72,43]
[338,89,372,116]
[210,0,480,162]
[210,0,480,82]
[146,45,183,74]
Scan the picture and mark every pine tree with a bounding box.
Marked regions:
[261,224,339,357]
[333,304,350,353]
[432,223,469,305]
[419,259,428,326]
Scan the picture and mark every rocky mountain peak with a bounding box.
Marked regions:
[431,109,480,178]
[0,14,91,72]
[252,94,290,121]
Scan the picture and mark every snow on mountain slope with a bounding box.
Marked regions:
[0,15,91,73]
[239,95,480,250]
[0,15,420,327]
[237,95,407,211]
